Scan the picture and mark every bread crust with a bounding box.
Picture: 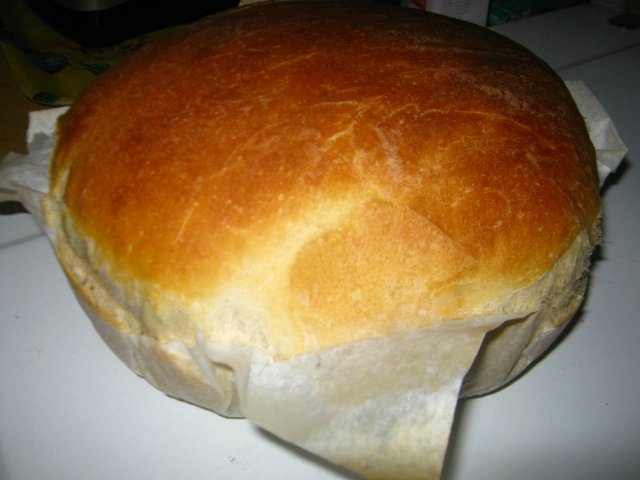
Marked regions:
[44,1,600,363]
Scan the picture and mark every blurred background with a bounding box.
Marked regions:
[0,0,636,107]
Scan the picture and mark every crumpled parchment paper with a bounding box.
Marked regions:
[0,81,626,479]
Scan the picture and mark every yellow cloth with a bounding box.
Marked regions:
[0,0,181,105]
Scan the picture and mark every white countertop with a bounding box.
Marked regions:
[1,4,639,479]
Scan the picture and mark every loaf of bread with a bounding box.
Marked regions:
[42,0,600,476]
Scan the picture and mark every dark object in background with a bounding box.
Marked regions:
[0,201,28,215]
[27,0,240,48]
[609,12,640,29]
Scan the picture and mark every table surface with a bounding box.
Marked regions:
[2,4,639,480]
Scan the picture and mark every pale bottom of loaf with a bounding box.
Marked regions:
[56,212,593,409]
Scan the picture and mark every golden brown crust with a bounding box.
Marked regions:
[45,1,600,358]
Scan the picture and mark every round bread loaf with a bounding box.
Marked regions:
[44,0,600,410]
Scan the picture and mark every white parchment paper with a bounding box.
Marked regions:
[565,81,627,186]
